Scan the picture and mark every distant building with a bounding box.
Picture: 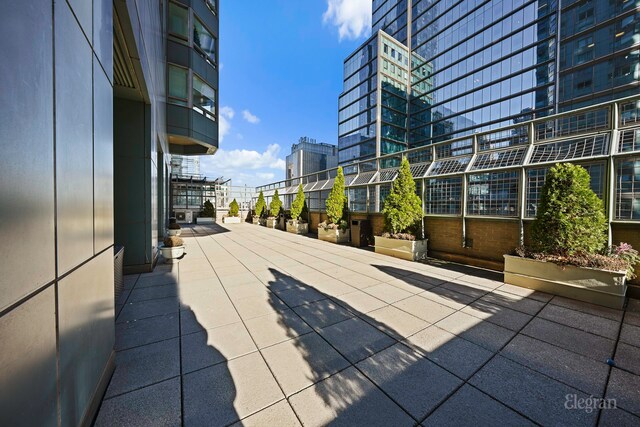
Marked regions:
[171,155,200,176]
[286,137,338,179]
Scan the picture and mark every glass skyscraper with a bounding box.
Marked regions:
[338,0,639,165]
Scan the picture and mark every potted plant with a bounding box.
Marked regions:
[167,222,182,236]
[197,199,215,224]
[286,184,309,234]
[160,236,185,263]
[374,157,427,261]
[318,167,350,243]
[223,198,241,224]
[504,163,639,309]
[254,191,266,225]
[266,190,282,229]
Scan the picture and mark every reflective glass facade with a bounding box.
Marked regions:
[338,0,639,165]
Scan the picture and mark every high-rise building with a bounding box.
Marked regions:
[0,1,219,425]
[338,0,639,165]
[171,154,201,176]
[286,137,339,179]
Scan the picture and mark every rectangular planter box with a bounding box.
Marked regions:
[286,220,309,234]
[252,217,260,225]
[318,227,350,244]
[196,217,215,224]
[223,216,241,224]
[503,255,627,309]
[374,236,428,261]
[266,218,278,229]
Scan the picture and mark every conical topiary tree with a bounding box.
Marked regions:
[325,166,346,224]
[229,198,239,217]
[531,163,607,256]
[290,184,305,221]
[255,191,266,218]
[202,199,215,217]
[269,190,282,218]
[381,157,423,236]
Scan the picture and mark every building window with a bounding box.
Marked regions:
[192,74,216,120]
[615,157,640,220]
[193,17,216,64]
[168,64,188,106]
[426,177,462,215]
[467,171,519,217]
[169,2,189,40]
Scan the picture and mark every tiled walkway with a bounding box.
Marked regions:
[96,223,640,426]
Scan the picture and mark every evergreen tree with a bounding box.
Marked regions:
[381,157,423,235]
[531,163,607,256]
[290,184,306,220]
[326,167,346,224]
[229,199,239,217]
[269,190,282,218]
[255,191,266,218]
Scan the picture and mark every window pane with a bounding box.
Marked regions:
[193,18,216,64]
[192,75,216,119]
[169,3,188,39]
[168,65,188,103]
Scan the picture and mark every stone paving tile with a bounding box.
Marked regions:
[363,283,414,304]
[357,343,462,420]
[135,272,178,288]
[470,356,598,426]
[549,296,624,322]
[123,274,139,290]
[538,304,621,339]
[436,311,516,352]
[231,400,301,427]
[181,322,257,374]
[116,297,180,323]
[366,305,430,339]
[244,309,312,349]
[438,280,489,299]
[421,286,476,309]
[233,294,288,320]
[626,299,640,326]
[105,338,180,398]
[331,290,388,314]
[500,335,609,396]
[275,287,327,308]
[319,317,396,364]
[183,352,284,426]
[598,407,640,426]
[288,366,415,427]
[115,313,179,351]
[521,317,616,361]
[95,378,181,427]
[461,301,533,332]
[478,290,546,315]
[620,323,640,348]
[292,298,355,330]
[393,295,456,324]
[178,288,229,311]
[180,301,241,335]
[127,283,178,303]
[606,368,640,417]
[422,384,535,426]
[496,283,554,302]
[614,342,640,376]
[405,326,494,380]
[262,332,350,396]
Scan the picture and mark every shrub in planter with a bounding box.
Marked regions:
[266,190,282,229]
[229,199,239,217]
[202,199,215,217]
[318,167,350,243]
[506,163,638,308]
[160,236,185,263]
[167,222,182,236]
[287,185,309,234]
[375,157,427,261]
[256,191,266,217]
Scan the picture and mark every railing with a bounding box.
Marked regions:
[255,96,640,245]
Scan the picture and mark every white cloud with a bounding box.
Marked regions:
[219,106,235,142]
[323,0,372,41]
[201,143,286,173]
[256,172,275,181]
[242,109,261,124]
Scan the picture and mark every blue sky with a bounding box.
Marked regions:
[199,0,372,187]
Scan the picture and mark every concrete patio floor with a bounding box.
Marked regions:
[96,223,640,426]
